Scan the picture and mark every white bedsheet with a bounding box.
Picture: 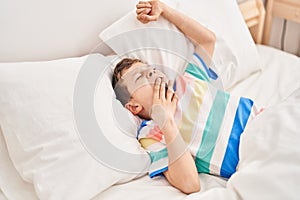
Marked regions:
[95,174,226,200]
[0,45,299,200]
[93,45,300,199]
[229,45,300,107]
[0,190,8,200]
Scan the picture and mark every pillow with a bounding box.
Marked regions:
[0,54,149,200]
[99,9,195,81]
[0,126,39,200]
[99,0,260,89]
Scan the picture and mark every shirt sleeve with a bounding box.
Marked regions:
[185,52,218,82]
[137,120,169,178]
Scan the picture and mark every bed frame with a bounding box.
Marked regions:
[238,0,266,44]
[263,0,300,45]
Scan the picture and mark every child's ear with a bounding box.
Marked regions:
[125,101,143,115]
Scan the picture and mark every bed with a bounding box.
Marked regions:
[0,0,299,200]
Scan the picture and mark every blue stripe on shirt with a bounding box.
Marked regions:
[137,120,149,139]
[220,97,253,178]
[149,166,168,178]
[193,52,218,80]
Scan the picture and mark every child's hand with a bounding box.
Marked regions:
[136,1,163,24]
[150,78,178,129]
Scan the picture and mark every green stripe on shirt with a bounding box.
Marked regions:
[149,148,168,162]
[195,90,230,173]
[186,63,210,82]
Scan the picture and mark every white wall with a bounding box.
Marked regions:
[0,0,298,62]
[0,0,138,62]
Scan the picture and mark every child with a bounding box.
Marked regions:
[112,1,262,194]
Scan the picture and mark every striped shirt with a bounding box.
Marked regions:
[137,53,262,179]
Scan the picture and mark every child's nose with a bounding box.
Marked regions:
[146,69,156,78]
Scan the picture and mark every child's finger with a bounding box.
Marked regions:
[160,79,166,100]
[140,14,159,22]
[166,80,174,101]
[136,8,151,15]
[136,14,148,24]
[154,78,161,100]
[172,94,178,101]
[136,1,152,9]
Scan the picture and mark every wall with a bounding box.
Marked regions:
[0,0,138,62]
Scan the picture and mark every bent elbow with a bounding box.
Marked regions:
[165,170,201,194]
[181,178,201,194]
[208,31,216,51]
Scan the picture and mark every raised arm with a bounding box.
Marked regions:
[136,0,216,58]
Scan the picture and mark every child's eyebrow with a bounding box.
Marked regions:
[120,64,150,79]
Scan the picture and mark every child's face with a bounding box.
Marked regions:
[120,62,167,116]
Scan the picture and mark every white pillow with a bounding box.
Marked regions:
[0,54,149,200]
[0,127,39,200]
[99,0,260,89]
[99,9,195,81]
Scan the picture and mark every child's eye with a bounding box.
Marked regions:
[134,73,143,82]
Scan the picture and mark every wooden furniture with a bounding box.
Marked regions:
[239,0,266,44]
[263,0,300,45]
